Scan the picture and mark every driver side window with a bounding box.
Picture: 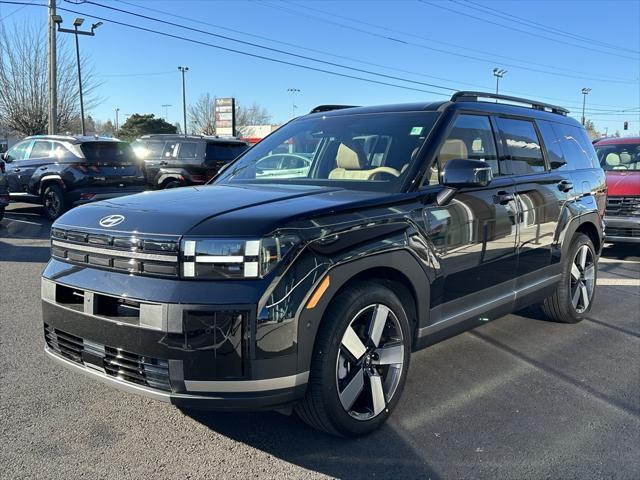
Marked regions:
[426,115,499,185]
[5,140,32,162]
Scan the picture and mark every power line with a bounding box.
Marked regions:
[457,0,640,56]
[420,0,639,61]
[110,0,492,92]
[76,0,459,93]
[257,0,637,84]
[55,4,452,97]
[0,0,42,20]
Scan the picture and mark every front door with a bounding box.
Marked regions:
[424,113,519,324]
[4,140,33,193]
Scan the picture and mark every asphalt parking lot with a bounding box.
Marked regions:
[1,202,639,480]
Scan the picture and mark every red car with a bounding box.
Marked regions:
[594,136,640,243]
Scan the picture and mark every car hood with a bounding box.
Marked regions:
[605,171,640,196]
[54,183,392,236]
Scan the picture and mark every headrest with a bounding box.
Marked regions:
[605,153,620,166]
[619,152,631,164]
[440,139,468,162]
[336,142,366,170]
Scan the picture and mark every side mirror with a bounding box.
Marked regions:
[442,158,493,188]
[1,152,7,162]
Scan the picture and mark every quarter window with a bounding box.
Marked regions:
[496,117,545,174]
[537,121,566,170]
[551,123,598,170]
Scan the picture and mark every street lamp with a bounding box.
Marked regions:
[114,107,120,133]
[581,88,592,126]
[287,88,301,117]
[54,16,102,136]
[161,104,172,121]
[178,67,189,136]
[493,68,507,95]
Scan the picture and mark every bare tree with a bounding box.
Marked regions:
[235,101,271,136]
[188,93,216,135]
[0,20,102,136]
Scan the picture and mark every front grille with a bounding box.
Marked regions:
[51,227,180,278]
[44,324,171,392]
[606,226,640,238]
[605,196,640,217]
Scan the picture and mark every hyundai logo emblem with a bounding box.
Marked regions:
[99,214,125,228]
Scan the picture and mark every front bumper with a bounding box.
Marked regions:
[41,276,307,410]
[604,216,640,243]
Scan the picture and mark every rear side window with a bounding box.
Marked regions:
[495,117,545,174]
[206,143,248,162]
[80,142,136,163]
[177,142,199,159]
[537,120,567,170]
[551,123,598,170]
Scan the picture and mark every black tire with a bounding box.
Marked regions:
[163,180,182,189]
[295,282,411,437]
[541,233,597,323]
[42,184,66,221]
[0,207,4,222]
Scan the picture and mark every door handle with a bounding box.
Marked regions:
[13,168,21,172]
[558,180,573,192]
[160,161,169,166]
[494,191,515,205]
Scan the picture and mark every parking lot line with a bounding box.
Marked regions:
[597,278,640,286]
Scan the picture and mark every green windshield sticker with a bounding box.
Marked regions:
[410,126,423,136]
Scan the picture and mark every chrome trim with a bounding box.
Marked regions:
[52,239,178,262]
[184,372,309,393]
[196,255,244,263]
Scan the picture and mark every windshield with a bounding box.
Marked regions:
[595,143,640,171]
[215,111,440,192]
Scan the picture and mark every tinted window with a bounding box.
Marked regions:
[595,143,640,171]
[162,141,178,158]
[5,140,31,162]
[552,123,598,170]
[177,142,199,159]
[80,142,136,163]
[29,140,53,159]
[537,120,566,170]
[496,117,545,174]
[132,140,166,159]
[430,114,499,185]
[206,143,248,162]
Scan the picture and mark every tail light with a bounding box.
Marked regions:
[80,193,96,200]
[190,174,206,183]
[74,164,88,173]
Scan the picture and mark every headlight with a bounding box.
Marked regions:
[181,235,299,279]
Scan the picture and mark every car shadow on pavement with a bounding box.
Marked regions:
[0,240,51,262]
[601,243,640,260]
[1,203,52,240]
[185,409,441,479]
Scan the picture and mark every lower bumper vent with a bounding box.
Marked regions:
[44,324,170,392]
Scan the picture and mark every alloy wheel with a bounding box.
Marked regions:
[570,244,595,314]
[45,191,61,218]
[335,304,405,421]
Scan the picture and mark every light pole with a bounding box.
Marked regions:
[493,68,507,95]
[114,107,120,133]
[287,88,301,117]
[52,16,102,136]
[581,88,591,126]
[178,67,189,136]
[48,0,57,134]
[161,104,172,121]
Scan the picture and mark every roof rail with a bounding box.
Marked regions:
[309,105,359,114]
[451,91,569,115]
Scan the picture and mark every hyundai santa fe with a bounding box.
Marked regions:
[42,92,605,437]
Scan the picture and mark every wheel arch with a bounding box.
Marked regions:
[37,175,65,197]
[296,249,430,374]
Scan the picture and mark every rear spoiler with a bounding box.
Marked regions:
[309,105,359,114]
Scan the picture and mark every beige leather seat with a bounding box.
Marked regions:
[329,142,400,180]
[605,152,623,169]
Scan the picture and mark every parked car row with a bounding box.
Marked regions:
[0,134,249,220]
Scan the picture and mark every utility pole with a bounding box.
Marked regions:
[492,68,507,95]
[161,104,172,121]
[287,88,301,117]
[581,87,591,126]
[53,16,102,136]
[178,67,189,136]
[48,0,57,134]
[114,107,120,133]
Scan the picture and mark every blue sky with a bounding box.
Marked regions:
[2,0,639,134]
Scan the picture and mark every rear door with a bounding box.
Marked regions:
[79,142,146,187]
[424,113,519,323]
[494,117,568,289]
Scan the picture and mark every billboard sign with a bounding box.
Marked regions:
[215,97,236,136]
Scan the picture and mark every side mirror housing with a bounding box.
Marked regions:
[442,158,493,188]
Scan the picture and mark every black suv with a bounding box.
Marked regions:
[132,134,249,189]
[42,92,605,437]
[2,135,146,220]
